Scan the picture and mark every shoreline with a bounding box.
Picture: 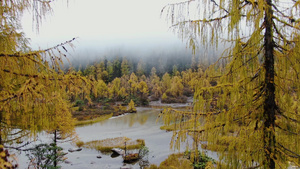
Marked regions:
[73,97,194,125]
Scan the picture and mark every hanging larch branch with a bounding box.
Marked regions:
[160,0,300,168]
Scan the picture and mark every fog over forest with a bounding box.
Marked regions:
[65,39,221,75]
[22,0,222,73]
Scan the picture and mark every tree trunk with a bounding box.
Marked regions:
[0,111,2,144]
[54,130,57,167]
[263,0,276,168]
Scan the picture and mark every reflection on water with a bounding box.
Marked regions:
[109,110,150,127]
[16,107,218,169]
[59,107,182,169]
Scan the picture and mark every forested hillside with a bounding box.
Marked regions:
[73,55,206,106]
[73,53,203,78]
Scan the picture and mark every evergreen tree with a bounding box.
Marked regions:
[137,60,145,77]
[161,0,300,168]
[121,57,130,76]
[107,61,114,82]
[113,57,122,78]
[95,61,106,81]
[150,67,157,78]
[191,55,198,71]
[83,65,96,79]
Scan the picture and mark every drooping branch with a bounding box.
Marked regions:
[0,38,76,58]
[275,111,300,124]
[188,112,255,133]
[227,46,263,76]
[272,4,291,19]
[209,0,229,14]
[2,132,30,144]
[171,14,229,28]
[2,69,39,78]
[273,21,291,44]
[275,124,300,136]
[282,55,300,80]
[161,0,195,11]
[277,142,300,158]
[273,16,300,30]
[0,94,18,103]
[274,42,288,54]
[4,141,33,151]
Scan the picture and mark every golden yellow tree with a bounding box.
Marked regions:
[118,87,128,99]
[95,79,108,98]
[161,0,300,168]
[0,0,93,148]
[138,81,149,98]
[128,72,138,96]
[161,72,171,94]
[149,67,162,99]
[127,99,136,113]
[170,76,184,97]
[108,78,121,99]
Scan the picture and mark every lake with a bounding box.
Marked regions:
[16,107,185,169]
[61,107,179,169]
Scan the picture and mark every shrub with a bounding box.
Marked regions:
[183,87,193,97]
[26,143,65,169]
[184,150,215,169]
[75,99,84,106]
[161,95,187,103]
[78,106,84,111]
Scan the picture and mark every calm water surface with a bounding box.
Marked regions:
[16,106,218,169]
[61,108,176,169]
[60,107,181,169]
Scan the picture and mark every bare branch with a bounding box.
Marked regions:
[272,4,291,19]
[172,14,229,28]
[209,0,229,13]
[4,141,34,151]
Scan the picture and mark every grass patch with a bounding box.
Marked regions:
[75,141,84,147]
[160,125,176,131]
[71,106,80,111]
[75,113,113,126]
[146,153,193,169]
[83,137,145,152]
[146,152,215,169]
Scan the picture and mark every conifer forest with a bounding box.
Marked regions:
[0,0,300,168]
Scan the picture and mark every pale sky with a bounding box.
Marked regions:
[22,0,188,55]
